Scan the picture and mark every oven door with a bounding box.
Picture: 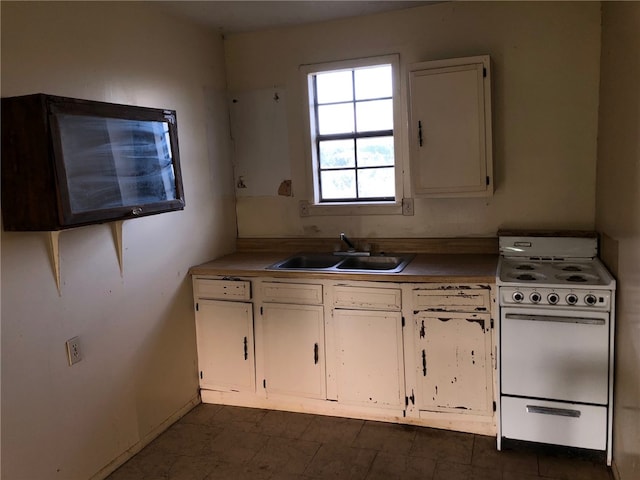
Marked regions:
[501,306,609,404]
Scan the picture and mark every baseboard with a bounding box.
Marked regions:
[200,389,497,436]
[612,459,621,480]
[90,394,201,480]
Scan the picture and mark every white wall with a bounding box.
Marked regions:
[596,3,640,480]
[1,2,236,479]
[224,1,602,239]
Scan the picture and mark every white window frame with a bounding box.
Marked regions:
[300,54,404,216]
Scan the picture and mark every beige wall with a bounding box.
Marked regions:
[224,1,602,239]
[1,2,236,479]
[596,3,640,480]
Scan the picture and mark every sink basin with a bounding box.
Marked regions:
[269,253,342,270]
[336,255,412,271]
[267,253,414,273]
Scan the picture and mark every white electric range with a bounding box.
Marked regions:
[495,233,616,465]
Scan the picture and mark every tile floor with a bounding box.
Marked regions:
[107,403,613,480]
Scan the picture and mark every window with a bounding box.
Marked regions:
[302,55,402,210]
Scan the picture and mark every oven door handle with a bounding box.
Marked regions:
[526,405,581,418]
[505,313,605,325]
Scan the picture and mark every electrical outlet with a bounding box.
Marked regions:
[66,336,82,366]
[402,198,414,216]
[299,200,310,217]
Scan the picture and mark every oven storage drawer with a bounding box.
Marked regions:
[501,396,607,451]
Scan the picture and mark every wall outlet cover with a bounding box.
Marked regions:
[66,336,82,366]
[402,198,415,216]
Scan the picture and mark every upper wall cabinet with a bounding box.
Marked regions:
[408,56,493,197]
[1,94,185,231]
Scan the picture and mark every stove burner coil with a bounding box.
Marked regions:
[565,275,588,283]
[516,273,537,281]
[562,266,583,272]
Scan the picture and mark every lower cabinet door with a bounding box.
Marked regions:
[415,312,492,414]
[333,309,405,409]
[195,299,255,392]
[261,303,326,399]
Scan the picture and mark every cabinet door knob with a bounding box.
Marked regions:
[131,207,143,216]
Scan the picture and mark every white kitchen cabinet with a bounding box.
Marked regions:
[414,311,493,414]
[412,287,490,313]
[408,55,493,197]
[330,285,405,410]
[193,278,255,393]
[259,281,326,399]
[333,308,404,409]
[408,284,495,424]
[261,303,325,399]
[192,274,496,435]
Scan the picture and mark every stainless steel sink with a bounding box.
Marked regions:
[267,253,414,273]
[336,255,412,271]
[272,253,342,269]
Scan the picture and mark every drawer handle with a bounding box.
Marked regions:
[526,405,581,418]
[314,343,319,365]
[505,313,605,325]
[243,336,248,360]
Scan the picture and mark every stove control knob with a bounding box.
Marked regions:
[530,292,542,303]
[548,293,559,305]
[512,291,524,303]
[585,294,597,306]
[566,293,579,305]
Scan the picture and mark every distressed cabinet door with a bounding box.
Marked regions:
[415,311,492,414]
[408,55,493,197]
[195,299,255,393]
[261,303,326,399]
[333,309,405,409]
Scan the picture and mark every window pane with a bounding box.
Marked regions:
[318,104,354,135]
[357,167,395,198]
[355,99,393,132]
[354,65,392,100]
[356,137,394,167]
[319,139,355,169]
[321,169,356,200]
[316,70,353,104]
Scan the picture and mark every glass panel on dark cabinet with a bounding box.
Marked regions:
[1,94,185,231]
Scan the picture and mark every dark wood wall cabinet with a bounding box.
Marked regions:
[1,94,185,231]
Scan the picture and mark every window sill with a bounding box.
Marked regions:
[300,200,403,217]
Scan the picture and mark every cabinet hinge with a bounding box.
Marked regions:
[405,396,409,407]
[195,302,199,312]
[493,401,497,412]
[401,316,405,327]
[483,67,487,78]
[260,306,263,315]
[486,176,490,186]
[263,379,266,389]
[491,318,494,329]
[200,371,203,379]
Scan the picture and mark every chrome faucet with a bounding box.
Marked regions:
[336,233,370,256]
[340,232,356,250]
